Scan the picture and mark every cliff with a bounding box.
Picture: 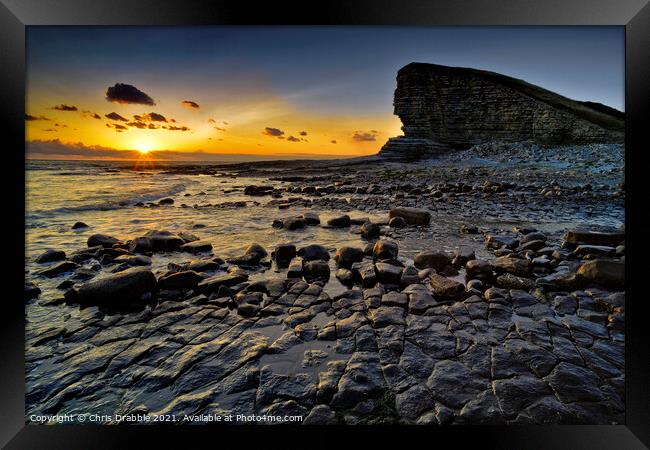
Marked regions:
[379,63,625,160]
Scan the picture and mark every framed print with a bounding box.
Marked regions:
[2,0,649,447]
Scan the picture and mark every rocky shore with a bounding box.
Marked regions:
[25,147,625,424]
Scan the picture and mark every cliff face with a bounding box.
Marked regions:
[379,63,624,159]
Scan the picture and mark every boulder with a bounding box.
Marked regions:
[373,240,399,260]
[197,273,248,293]
[158,270,204,290]
[245,243,268,258]
[179,239,213,254]
[77,267,157,306]
[303,260,330,282]
[327,215,351,228]
[128,236,153,254]
[428,274,465,300]
[35,249,66,264]
[273,244,297,267]
[493,256,531,276]
[87,234,120,248]
[297,244,331,261]
[576,260,624,289]
[375,262,403,285]
[360,222,381,239]
[388,216,407,228]
[72,221,88,229]
[334,247,364,268]
[301,212,321,225]
[563,230,625,248]
[143,230,184,251]
[414,251,450,271]
[35,261,79,278]
[465,259,493,280]
[389,207,431,226]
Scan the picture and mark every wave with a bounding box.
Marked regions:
[27,183,187,219]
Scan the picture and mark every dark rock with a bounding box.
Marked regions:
[35,261,79,278]
[77,267,157,306]
[72,221,88,229]
[158,197,174,205]
[143,230,184,251]
[375,262,403,285]
[245,243,268,258]
[335,268,355,286]
[426,360,487,409]
[493,256,531,276]
[373,240,398,260]
[485,234,519,250]
[178,240,213,254]
[298,244,330,262]
[287,260,304,278]
[400,265,419,286]
[273,244,297,267]
[428,274,465,300]
[197,273,248,293]
[128,236,153,254]
[327,215,351,228]
[158,270,204,290]
[576,260,624,289]
[360,222,381,239]
[545,362,607,403]
[389,207,431,226]
[87,234,120,248]
[35,249,66,264]
[301,212,321,225]
[113,255,151,266]
[496,273,535,291]
[388,216,407,228]
[414,251,450,271]
[465,259,493,280]
[244,185,274,196]
[303,260,330,283]
[334,246,364,268]
[563,230,625,248]
[25,282,41,300]
[303,404,337,425]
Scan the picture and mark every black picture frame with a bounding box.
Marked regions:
[2,0,649,447]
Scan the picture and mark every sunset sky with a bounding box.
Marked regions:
[25,26,624,160]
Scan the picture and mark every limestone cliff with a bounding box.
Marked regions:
[379,63,624,159]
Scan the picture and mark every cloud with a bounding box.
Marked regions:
[106,123,127,132]
[214,126,226,131]
[352,130,378,141]
[82,111,101,120]
[262,127,284,137]
[181,100,200,109]
[208,118,216,123]
[134,112,168,122]
[163,125,190,131]
[331,140,337,144]
[299,131,308,136]
[105,112,128,121]
[106,83,155,105]
[286,136,300,142]
[51,104,78,111]
[126,121,147,129]
[25,114,50,121]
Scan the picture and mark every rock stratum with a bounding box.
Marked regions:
[379,63,625,160]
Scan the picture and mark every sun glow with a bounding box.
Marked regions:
[133,139,154,154]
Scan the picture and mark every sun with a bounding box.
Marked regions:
[133,139,154,154]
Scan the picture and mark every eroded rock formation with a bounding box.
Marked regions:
[379,63,624,159]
